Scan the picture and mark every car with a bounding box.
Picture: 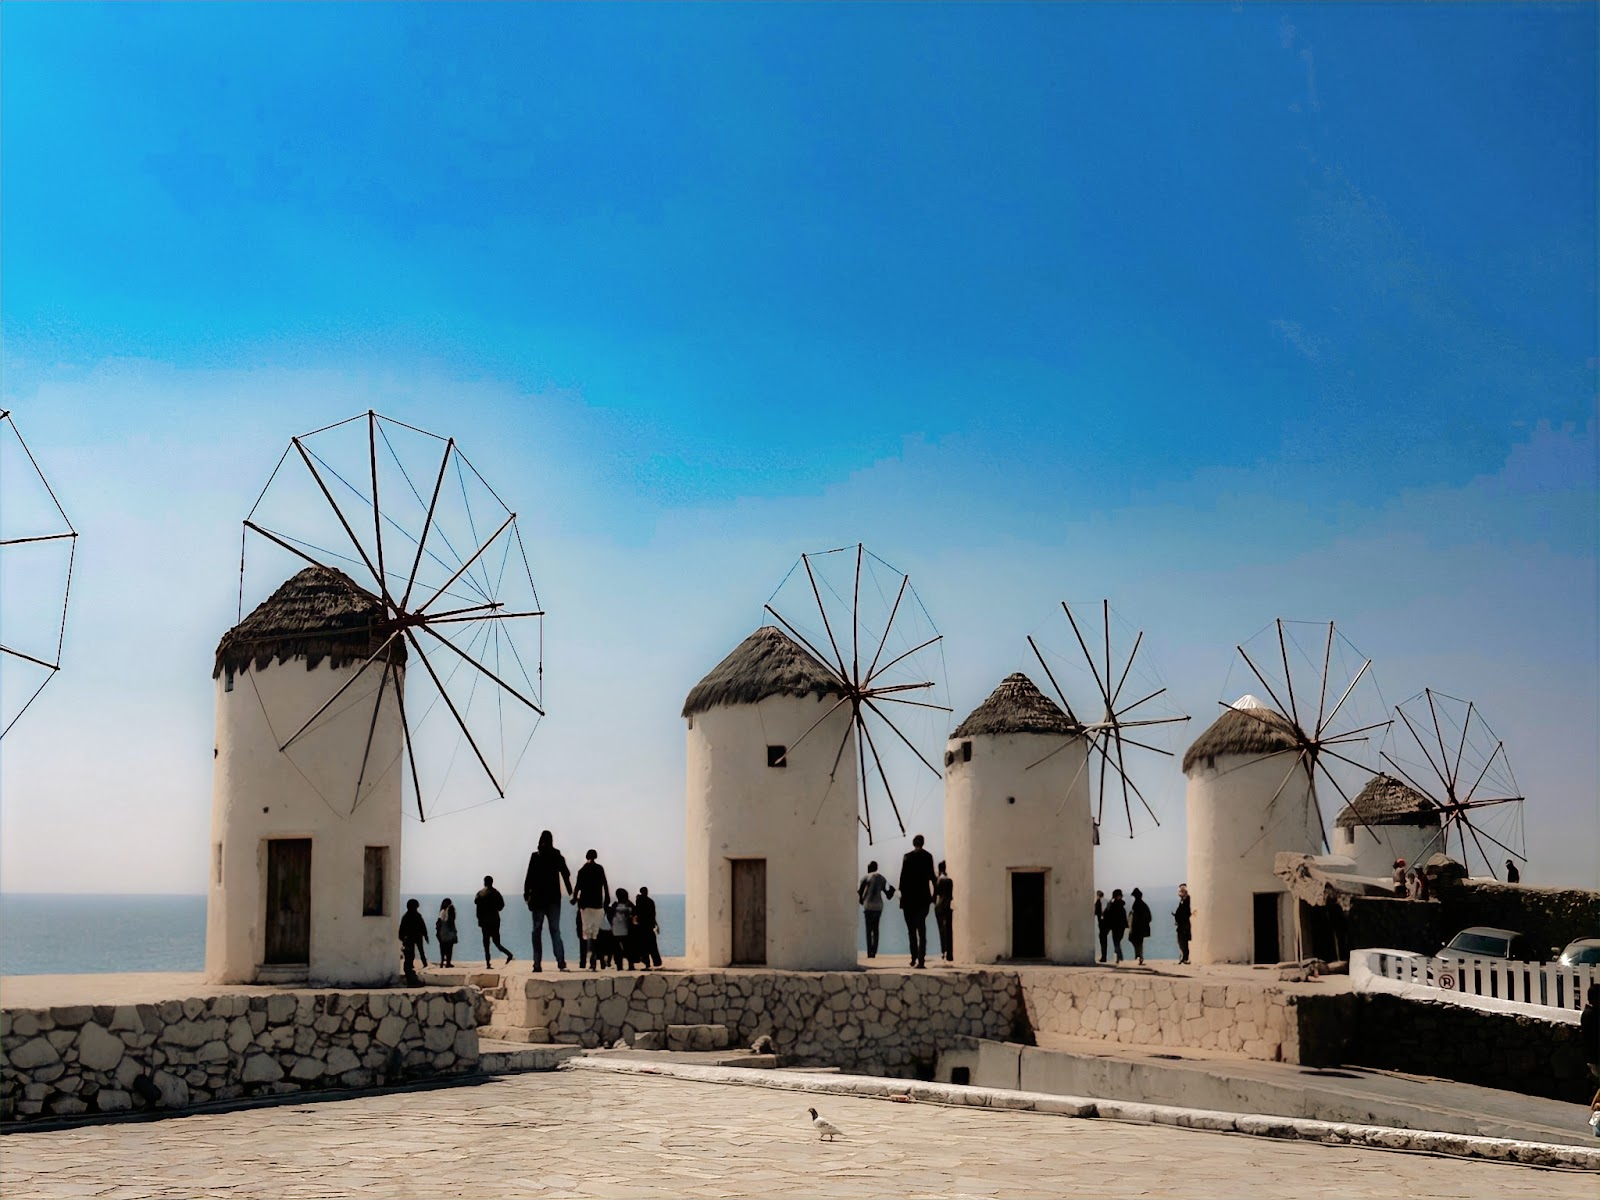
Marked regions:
[1437,926,1526,961]
[1557,938,1600,967]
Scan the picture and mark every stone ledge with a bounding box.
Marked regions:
[561,1056,1600,1171]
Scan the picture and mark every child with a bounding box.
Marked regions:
[399,898,430,985]
[610,888,637,970]
[436,898,458,969]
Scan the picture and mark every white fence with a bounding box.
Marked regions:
[1353,948,1597,1015]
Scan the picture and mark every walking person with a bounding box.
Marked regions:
[474,875,515,969]
[634,886,662,969]
[899,834,937,968]
[1095,890,1108,963]
[857,860,894,959]
[610,888,638,970]
[573,849,610,971]
[934,861,954,962]
[1103,889,1128,964]
[1129,888,1152,966]
[399,898,430,986]
[435,898,459,969]
[522,830,573,972]
[1174,883,1193,965]
[1506,859,1522,884]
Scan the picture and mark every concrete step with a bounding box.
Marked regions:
[479,1040,582,1074]
[479,1024,552,1044]
[421,968,504,989]
[664,1024,730,1052]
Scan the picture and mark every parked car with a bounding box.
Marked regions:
[1556,938,1600,967]
[1437,926,1527,961]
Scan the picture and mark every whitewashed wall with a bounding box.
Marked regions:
[684,694,859,970]
[945,731,1094,964]
[206,658,404,986]
[1333,820,1445,880]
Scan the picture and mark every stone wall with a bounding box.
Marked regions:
[0,988,478,1123]
[1014,970,1349,1066]
[1437,881,1600,961]
[1343,991,1592,1103]
[513,970,1024,1075]
[1344,897,1443,956]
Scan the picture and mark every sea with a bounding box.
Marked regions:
[0,886,1181,975]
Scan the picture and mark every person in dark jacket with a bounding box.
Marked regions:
[857,860,895,959]
[1094,891,1108,962]
[473,875,514,969]
[899,834,937,968]
[522,830,573,971]
[1129,888,1152,965]
[399,898,429,985]
[1505,859,1522,885]
[634,886,662,969]
[1102,889,1128,964]
[573,849,610,971]
[1582,982,1599,1083]
[934,861,955,962]
[1173,883,1193,965]
[435,898,458,968]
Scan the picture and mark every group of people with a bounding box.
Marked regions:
[1095,883,1193,966]
[1391,858,1432,901]
[857,834,954,968]
[395,830,663,983]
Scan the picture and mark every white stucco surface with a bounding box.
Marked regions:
[1333,820,1445,879]
[684,695,859,970]
[944,732,1094,964]
[206,658,404,986]
[1184,752,1320,964]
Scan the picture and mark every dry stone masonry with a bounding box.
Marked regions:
[0,988,478,1123]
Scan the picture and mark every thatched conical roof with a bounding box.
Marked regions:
[952,672,1077,739]
[681,626,846,718]
[214,566,405,678]
[1335,773,1440,828]
[1181,695,1300,773]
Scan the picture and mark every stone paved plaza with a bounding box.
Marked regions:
[1,1068,1592,1199]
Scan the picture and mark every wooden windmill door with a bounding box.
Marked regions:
[730,859,767,965]
[265,839,312,964]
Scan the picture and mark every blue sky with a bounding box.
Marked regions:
[2,4,1595,896]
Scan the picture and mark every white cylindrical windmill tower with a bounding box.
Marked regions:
[944,673,1094,963]
[1333,774,1444,878]
[1182,695,1320,964]
[206,566,407,986]
[683,626,858,970]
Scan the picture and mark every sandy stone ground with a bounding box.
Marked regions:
[0,1069,1592,1200]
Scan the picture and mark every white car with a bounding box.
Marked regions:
[1557,938,1600,967]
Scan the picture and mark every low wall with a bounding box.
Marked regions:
[510,970,1024,1075]
[1343,991,1592,1103]
[1345,898,1443,956]
[1438,881,1600,961]
[1015,970,1349,1065]
[0,988,479,1123]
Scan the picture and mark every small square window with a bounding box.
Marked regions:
[766,745,787,768]
[961,740,972,762]
[363,846,387,916]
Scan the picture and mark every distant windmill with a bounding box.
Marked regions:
[1380,688,1525,880]
[0,410,78,738]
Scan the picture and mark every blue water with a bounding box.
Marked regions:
[0,886,1181,975]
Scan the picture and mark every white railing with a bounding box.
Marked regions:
[1353,948,1597,1014]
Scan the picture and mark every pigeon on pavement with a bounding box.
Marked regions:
[807,1107,843,1141]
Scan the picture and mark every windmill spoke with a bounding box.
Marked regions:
[1378,750,1443,806]
[1235,645,1297,732]
[243,522,378,601]
[1100,714,1190,730]
[1276,619,1303,732]
[774,694,853,764]
[415,513,516,616]
[1424,689,1455,798]
[1313,621,1335,738]
[1084,731,1172,756]
[851,543,862,686]
[401,628,504,797]
[870,694,954,713]
[293,437,390,605]
[1115,685,1168,717]
[400,438,454,612]
[1110,630,1143,708]
[763,605,848,687]
[1320,718,1393,743]
[1461,817,1499,879]
[427,610,544,626]
[0,531,77,547]
[1461,741,1508,805]
[800,553,850,679]
[862,574,909,682]
[1026,635,1082,726]
[1238,751,1310,857]
[367,412,390,614]
[351,661,394,813]
[861,698,943,778]
[1095,734,1108,826]
[278,633,401,751]
[1317,743,1381,775]
[1321,658,1372,733]
[1052,735,1096,816]
[856,713,875,842]
[1061,603,1114,710]
[417,623,545,716]
[0,644,59,671]
[1109,730,1159,829]
[1394,704,1452,797]
[1458,817,1522,863]
[423,601,507,622]
[1027,732,1085,771]
[863,680,935,697]
[863,635,943,687]
[1451,700,1474,798]
[859,715,907,837]
[1102,601,1114,715]
[1,673,58,740]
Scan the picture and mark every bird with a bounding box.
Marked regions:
[807,1107,843,1142]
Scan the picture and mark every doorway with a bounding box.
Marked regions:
[1011,870,1046,959]
[730,858,767,965]
[265,838,312,964]
[1252,891,1280,964]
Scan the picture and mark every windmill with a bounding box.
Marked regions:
[0,410,78,739]
[1379,688,1526,880]
[760,543,950,843]
[233,410,545,821]
[1024,599,1191,839]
